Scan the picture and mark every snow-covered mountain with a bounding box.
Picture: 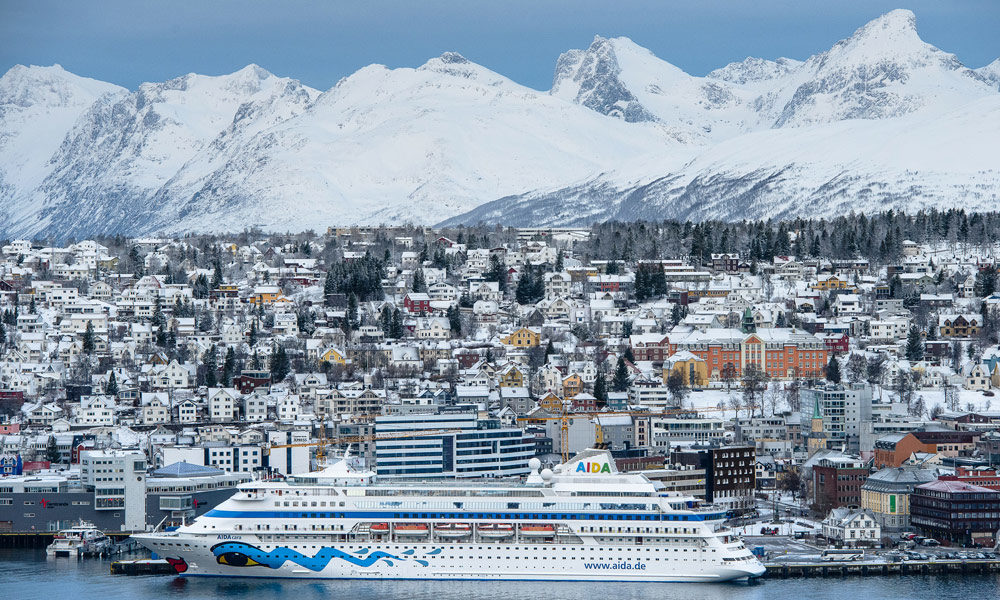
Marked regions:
[445,9,1000,226]
[1,9,998,237]
[4,65,321,238]
[144,53,670,234]
[0,65,125,206]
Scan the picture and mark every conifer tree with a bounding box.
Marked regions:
[82,320,95,355]
[203,347,218,387]
[612,356,629,392]
[270,345,290,382]
[825,356,841,384]
[905,326,924,362]
[105,371,119,397]
[593,370,608,406]
[222,347,236,386]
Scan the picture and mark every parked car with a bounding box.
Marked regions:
[921,538,940,547]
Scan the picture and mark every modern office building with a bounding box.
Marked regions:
[374,409,534,478]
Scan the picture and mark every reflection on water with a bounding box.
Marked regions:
[4,549,998,600]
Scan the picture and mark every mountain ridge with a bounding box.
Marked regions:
[1,9,998,237]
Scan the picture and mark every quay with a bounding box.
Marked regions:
[765,559,1000,578]
[0,532,133,549]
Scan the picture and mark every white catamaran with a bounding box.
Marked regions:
[134,449,764,582]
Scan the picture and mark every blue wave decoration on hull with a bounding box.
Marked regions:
[210,541,440,572]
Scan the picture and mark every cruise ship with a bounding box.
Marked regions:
[134,449,764,582]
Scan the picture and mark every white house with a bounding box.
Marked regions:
[821,507,881,546]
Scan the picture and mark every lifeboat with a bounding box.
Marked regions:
[478,523,514,539]
[393,523,430,536]
[370,522,389,533]
[519,524,555,537]
[434,523,472,538]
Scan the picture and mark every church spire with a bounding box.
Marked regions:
[741,307,756,334]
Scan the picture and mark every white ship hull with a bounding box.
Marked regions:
[136,533,764,582]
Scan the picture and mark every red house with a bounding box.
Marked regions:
[821,333,849,354]
[403,293,431,314]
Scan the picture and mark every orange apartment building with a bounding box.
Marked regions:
[663,328,829,381]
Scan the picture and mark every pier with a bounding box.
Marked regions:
[765,559,1000,578]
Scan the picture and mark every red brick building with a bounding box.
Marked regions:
[812,456,869,514]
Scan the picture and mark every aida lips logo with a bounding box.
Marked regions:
[166,558,188,573]
[575,462,611,473]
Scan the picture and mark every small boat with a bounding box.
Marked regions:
[46,521,112,557]
[434,523,472,538]
[369,522,389,533]
[478,523,514,539]
[393,523,429,536]
[519,524,555,537]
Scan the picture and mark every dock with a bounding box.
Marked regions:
[765,559,1000,578]
[110,558,176,575]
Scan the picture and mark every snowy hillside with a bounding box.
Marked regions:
[0,9,998,236]
[445,96,1000,226]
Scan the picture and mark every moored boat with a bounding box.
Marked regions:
[46,521,112,558]
[134,449,766,582]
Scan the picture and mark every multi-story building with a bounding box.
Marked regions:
[670,445,756,515]
[812,455,868,514]
[861,466,938,531]
[665,327,829,381]
[79,449,147,531]
[650,416,727,446]
[937,314,981,338]
[874,430,980,468]
[374,409,534,478]
[910,479,1000,546]
[801,383,874,451]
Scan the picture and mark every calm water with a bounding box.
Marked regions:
[4,549,999,600]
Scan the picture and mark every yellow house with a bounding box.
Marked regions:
[562,373,584,398]
[499,364,525,388]
[250,285,285,307]
[812,276,853,291]
[662,351,708,387]
[501,327,541,348]
[539,392,563,413]
[320,348,347,366]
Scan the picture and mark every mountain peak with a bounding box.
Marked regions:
[861,8,918,34]
[231,63,274,80]
[837,9,924,54]
[418,52,499,82]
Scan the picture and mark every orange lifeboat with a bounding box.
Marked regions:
[519,524,555,537]
[393,523,430,536]
[370,522,389,533]
[478,523,514,539]
[434,523,472,538]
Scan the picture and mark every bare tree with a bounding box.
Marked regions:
[721,363,737,392]
[742,364,767,417]
[846,353,867,384]
[784,379,802,412]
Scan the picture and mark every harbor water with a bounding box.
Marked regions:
[4,549,999,600]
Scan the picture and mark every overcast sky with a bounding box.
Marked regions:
[2,0,998,91]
